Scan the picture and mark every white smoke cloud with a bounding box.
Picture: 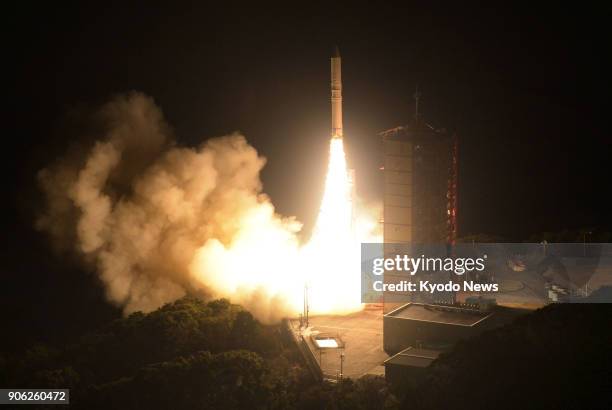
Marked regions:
[37,92,303,322]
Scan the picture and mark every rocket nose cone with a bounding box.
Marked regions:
[333,45,340,58]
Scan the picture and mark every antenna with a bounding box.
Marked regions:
[414,85,421,120]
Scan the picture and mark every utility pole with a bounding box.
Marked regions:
[340,350,345,380]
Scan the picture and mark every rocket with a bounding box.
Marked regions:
[331,46,343,139]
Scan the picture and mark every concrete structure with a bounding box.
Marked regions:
[288,309,388,380]
[331,46,343,139]
[383,302,528,355]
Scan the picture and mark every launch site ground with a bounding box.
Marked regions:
[286,254,612,381]
[288,309,388,380]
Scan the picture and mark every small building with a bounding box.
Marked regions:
[383,302,527,355]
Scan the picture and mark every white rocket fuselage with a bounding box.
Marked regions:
[331,48,343,139]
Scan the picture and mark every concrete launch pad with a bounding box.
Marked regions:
[288,309,388,380]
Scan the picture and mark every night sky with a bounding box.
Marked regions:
[3,3,610,345]
[8,2,611,236]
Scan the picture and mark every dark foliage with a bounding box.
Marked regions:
[5,296,608,409]
[2,296,395,409]
[400,304,612,410]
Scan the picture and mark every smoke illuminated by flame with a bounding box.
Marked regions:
[37,93,380,323]
[191,136,377,317]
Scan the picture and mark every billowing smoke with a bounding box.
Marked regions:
[37,92,303,322]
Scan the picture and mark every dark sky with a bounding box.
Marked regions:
[6,3,611,240]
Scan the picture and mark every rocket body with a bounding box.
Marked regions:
[331,46,343,139]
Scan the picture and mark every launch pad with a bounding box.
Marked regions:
[288,309,388,380]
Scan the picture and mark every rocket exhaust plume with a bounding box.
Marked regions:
[303,136,360,313]
[37,53,380,323]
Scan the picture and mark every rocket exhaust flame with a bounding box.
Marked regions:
[312,138,352,245]
[301,137,364,314]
